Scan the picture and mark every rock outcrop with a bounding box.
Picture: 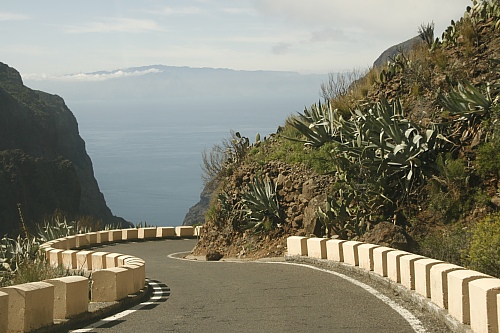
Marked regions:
[372,36,422,68]
[0,62,130,235]
[182,181,216,226]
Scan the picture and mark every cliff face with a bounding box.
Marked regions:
[0,62,129,235]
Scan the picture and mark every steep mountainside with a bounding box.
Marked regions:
[0,62,129,235]
[192,0,500,273]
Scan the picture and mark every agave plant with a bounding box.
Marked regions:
[438,81,498,117]
[241,176,282,231]
[0,236,40,277]
[289,98,450,199]
[36,217,76,242]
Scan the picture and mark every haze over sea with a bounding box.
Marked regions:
[69,97,316,226]
[26,66,326,226]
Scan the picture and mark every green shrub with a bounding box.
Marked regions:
[476,142,500,177]
[465,213,500,277]
[417,224,469,266]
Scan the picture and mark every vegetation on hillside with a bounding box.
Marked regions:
[196,0,500,276]
[0,213,105,287]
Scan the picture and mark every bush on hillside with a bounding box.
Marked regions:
[465,213,500,278]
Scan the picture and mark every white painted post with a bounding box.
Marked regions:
[287,236,308,256]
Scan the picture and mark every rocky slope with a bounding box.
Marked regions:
[0,62,130,236]
[191,1,500,263]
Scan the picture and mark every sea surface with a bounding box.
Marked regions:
[67,95,317,226]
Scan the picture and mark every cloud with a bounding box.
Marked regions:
[156,6,202,15]
[253,0,470,38]
[272,43,291,55]
[65,17,164,33]
[310,28,345,43]
[221,7,256,15]
[0,12,29,21]
[23,68,162,82]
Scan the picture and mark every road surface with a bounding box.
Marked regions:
[71,239,431,333]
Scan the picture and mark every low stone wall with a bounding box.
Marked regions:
[0,225,200,333]
[287,236,500,333]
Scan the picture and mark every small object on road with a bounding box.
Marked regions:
[206,250,223,261]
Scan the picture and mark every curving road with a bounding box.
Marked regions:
[72,239,429,333]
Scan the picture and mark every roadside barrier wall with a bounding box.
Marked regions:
[287,235,500,333]
[0,225,201,333]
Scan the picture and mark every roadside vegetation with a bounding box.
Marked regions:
[197,0,500,277]
[0,211,107,287]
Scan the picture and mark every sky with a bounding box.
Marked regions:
[1,0,472,79]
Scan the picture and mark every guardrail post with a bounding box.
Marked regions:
[0,291,8,333]
[92,267,130,302]
[1,282,54,332]
[46,276,89,319]
[156,227,175,238]
[175,226,194,237]
[447,269,490,325]
[469,278,500,333]
[342,241,363,266]
[286,236,308,256]
[430,263,464,309]
[306,238,327,259]
[358,243,380,271]
[400,255,425,290]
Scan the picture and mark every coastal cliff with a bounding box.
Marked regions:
[0,62,129,235]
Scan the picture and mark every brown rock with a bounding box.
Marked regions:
[302,194,326,237]
[360,222,413,251]
[206,250,224,261]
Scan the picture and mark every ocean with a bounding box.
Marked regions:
[67,95,318,226]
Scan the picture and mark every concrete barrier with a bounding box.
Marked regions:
[469,278,500,333]
[326,239,346,262]
[306,238,327,259]
[287,235,500,332]
[66,235,77,249]
[387,250,410,283]
[122,264,143,294]
[287,236,308,256]
[46,276,89,319]
[12,226,194,332]
[400,254,425,290]
[358,243,380,271]
[109,229,122,242]
[76,250,94,270]
[1,282,54,332]
[48,248,64,267]
[97,231,110,244]
[342,241,363,266]
[91,251,109,270]
[117,254,135,266]
[85,232,98,245]
[414,258,443,298]
[497,294,500,333]
[91,267,130,302]
[175,226,194,237]
[0,291,8,333]
[372,246,393,277]
[106,252,124,268]
[61,250,78,269]
[122,228,139,241]
[447,269,491,325]
[156,227,175,238]
[138,227,157,239]
[430,263,464,309]
[52,238,68,250]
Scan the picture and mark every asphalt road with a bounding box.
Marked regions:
[73,239,425,333]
